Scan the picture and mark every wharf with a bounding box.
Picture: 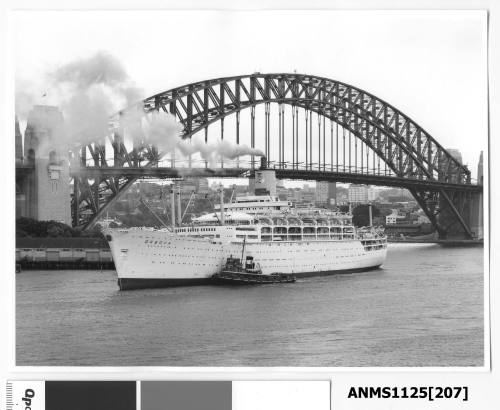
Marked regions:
[16,237,115,270]
[388,238,483,246]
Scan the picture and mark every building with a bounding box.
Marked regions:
[15,116,23,163]
[387,188,414,203]
[300,186,316,206]
[447,148,463,164]
[367,187,377,202]
[385,209,407,225]
[197,178,210,194]
[314,181,337,207]
[336,191,349,205]
[347,184,376,204]
[348,184,368,203]
[384,223,435,238]
[287,188,302,203]
[276,179,289,201]
[385,208,421,225]
[328,182,337,206]
[16,106,71,225]
[315,181,329,205]
[179,180,198,194]
[16,237,113,269]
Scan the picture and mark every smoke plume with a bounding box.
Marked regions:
[177,134,264,167]
[16,51,264,165]
[50,51,129,89]
[119,107,264,166]
[141,111,183,153]
[16,51,143,157]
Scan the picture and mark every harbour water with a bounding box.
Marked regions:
[16,243,484,367]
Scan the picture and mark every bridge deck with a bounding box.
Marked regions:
[71,166,482,192]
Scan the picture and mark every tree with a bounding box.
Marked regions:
[47,225,64,237]
[15,217,101,238]
[339,205,350,213]
[352,204,381,227]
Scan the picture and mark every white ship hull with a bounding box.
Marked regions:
[107,229,387,290]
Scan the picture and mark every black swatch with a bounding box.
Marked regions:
[45,381,136,410]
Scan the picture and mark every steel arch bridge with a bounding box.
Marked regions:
[70,73,483,239]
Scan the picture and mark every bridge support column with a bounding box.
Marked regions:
[437,190,483,240]
[411,188,482,240]
[469,191,483,240]
[437,190,473,239]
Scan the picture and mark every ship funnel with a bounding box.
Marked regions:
[260,156,267,170]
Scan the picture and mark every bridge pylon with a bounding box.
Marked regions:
[16,106,72,225]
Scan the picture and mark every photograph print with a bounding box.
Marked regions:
[13,9,487,367]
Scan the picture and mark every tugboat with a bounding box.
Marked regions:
[212,238,296,285]
[212,255,296,285]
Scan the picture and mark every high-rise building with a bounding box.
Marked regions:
[328,182,337,207]
[315,181,329,205]
[314,181,337,207]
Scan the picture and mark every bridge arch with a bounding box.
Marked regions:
[120,73,470,185]
[72,73,481,239]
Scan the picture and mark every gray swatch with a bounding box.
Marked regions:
[141,381,232,410]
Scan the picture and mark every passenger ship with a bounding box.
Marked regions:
[105,189,387,290]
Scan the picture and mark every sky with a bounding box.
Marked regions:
[11,9,488,184]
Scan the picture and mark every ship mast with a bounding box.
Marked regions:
[241,236,246,262]
[170,185,175,230]
[139,197,169,229]
[230,184,236,203]
[181,190,196,223]
[219,184,225,226]
[176,185,182,226]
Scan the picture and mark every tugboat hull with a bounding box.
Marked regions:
[212,270,296,285]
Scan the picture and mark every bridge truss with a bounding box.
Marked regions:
[70,73,482,239]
